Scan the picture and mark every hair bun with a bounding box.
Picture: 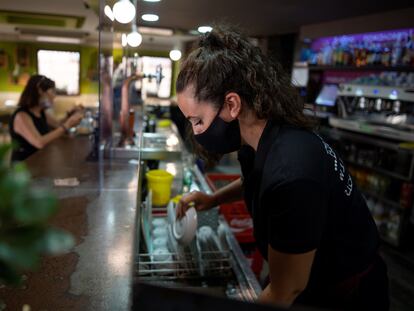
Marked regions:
[199,32,224,49]
[198,27,242,51]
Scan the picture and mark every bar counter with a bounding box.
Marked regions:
[0,136,139,310]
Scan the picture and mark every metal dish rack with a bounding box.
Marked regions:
[137,249,233,280]
[137,196,233,282]
[135,218,261,301]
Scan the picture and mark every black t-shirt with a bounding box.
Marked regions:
[9,107,50,162]
[238,122,380,291]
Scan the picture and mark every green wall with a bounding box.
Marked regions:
[0,42,180,97]
[0,41,99,94]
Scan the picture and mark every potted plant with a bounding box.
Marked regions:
[0,144,74,287]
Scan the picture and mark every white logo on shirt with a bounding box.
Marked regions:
[315,134,353,197]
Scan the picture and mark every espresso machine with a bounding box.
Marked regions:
[330,84,414,142]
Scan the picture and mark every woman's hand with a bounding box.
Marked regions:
[64,111,84,128]
[176,191,217,219]
[67,104,85,117]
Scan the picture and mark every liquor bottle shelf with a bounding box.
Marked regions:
[308,65,414,72]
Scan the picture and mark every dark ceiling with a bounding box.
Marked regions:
[135,0,414,36]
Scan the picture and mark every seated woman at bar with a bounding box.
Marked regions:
[176,27,389,310]
[9,75,84,162]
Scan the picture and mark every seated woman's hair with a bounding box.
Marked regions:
[18,75,55,109]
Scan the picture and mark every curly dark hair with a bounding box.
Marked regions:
[176,25,315,129]
[18,75,55,109]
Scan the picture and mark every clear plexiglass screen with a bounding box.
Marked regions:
[37,50,80,95]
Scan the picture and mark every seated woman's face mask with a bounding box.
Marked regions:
[194,106,241,154]
[40,98,52,109]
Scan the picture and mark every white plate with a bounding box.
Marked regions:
[151,247,174,275]
[152,227,168,239]
[173,207,197,246]
[152,217,167,228]
[153,237,168,250]
[167,200,176,226]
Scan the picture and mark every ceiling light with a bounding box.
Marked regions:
[104,5,114,21]
[169,50,182,61]
[121,33,128,47]
[142,14,159,22]
[138,26,173,36]
[17,27,87,38]
[113,0,136,24]
[127,31,143,47]
[36,36,82,44]
[143,0,161,2]
[198,26,212,33]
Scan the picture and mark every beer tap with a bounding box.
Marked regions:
[117,65,165,147]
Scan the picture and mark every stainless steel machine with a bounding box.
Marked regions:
[330,84,414,142]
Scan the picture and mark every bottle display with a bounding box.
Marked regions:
[301,29,414,67]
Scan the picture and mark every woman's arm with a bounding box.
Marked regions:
[176,177,244,218]
[45,110,61,129]
[212,177,243,205]
[14,112,66,149]
[46,105,85,129]
[258,246,315,307]
[14,111,83,149]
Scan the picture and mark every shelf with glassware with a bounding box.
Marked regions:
[348,165,413,247]
[319,127,414,247]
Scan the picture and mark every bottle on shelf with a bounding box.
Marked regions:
[305,30,414,68]
[387,209,401,241]
[400,183,414,209]
[391,35,403,66]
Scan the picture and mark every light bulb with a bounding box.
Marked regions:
[104,5,114,21]
[127,31,143,47]
[169,49,182,61]
[113,0,136,24]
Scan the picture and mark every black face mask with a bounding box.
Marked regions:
[194,108,241,154]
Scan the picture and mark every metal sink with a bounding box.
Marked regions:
[108,132,182,160]
[141,132,181,160]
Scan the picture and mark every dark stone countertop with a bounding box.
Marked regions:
[0,136,139,310]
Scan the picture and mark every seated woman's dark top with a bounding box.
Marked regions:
[9,107,50,162]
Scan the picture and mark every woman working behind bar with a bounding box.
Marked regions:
[176,26,389,310]
[9,75,83,162]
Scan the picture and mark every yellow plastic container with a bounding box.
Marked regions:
[157,119,172,128]
[146,169,174,206]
